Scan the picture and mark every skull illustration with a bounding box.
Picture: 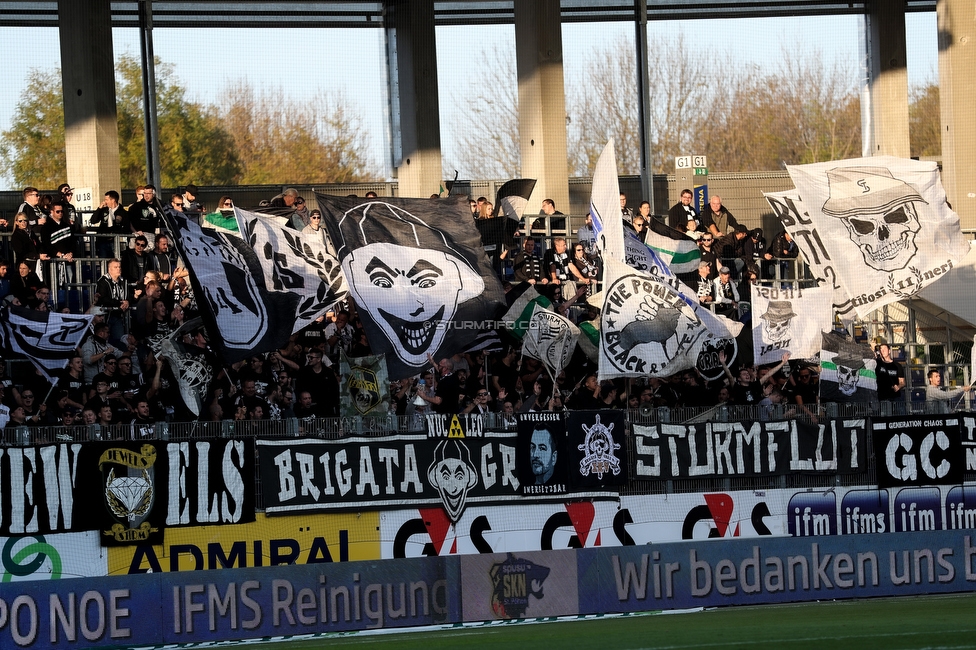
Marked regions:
[760,301,796,344]
[836,363,861,396]
[840,203,921,272]
[821,166,927,273]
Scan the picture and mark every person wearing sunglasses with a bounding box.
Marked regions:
[10,212,49,266]
[301,209,329,247]
[15,186,45,230]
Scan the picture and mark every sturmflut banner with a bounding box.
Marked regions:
[630,419,866,478]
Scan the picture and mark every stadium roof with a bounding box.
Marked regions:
[0,0,936,28]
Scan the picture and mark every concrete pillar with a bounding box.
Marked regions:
[865,1,910,157]
[515,0,569,215]
[58,0,121,199]
[385,0,443,198]
[937,0,976,228]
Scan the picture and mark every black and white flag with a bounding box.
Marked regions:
[599,257,713,379]
[316,194,506,379]
[751,285,832,364]
[157,318,214,417]
[494,178,536,222]
[0,306,94,380]
[236,208,347,332]
[163,208,299,364]
[786,157,970,318]
[819,331,878,404]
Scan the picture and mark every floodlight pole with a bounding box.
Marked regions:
[635,0,655,214]
[139,0,162,190]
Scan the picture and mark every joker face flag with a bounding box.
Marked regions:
[317,194,505,379]
[599,257,711,378]
[786,157,970,318]
[751,285,832,364]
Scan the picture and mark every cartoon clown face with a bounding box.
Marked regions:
[346,242,483,367]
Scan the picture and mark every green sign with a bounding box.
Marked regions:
[694,167,708,175]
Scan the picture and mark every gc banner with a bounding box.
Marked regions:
[631,419,866,479]
[872,415,963,488]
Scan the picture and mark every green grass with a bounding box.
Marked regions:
[233,592,976,649]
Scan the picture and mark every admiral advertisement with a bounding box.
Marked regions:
[257,415,613,523]
[631,418,866,478]
[873,415,964,488]
[108,512,381,575]
[0,439,255,543]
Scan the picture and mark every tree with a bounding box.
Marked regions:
[115,54,243,188]
[218,82,376,185]
[1,55,376,189]
[0,68,67,188]
[696,53,861,171]
[910,83,940,158]
[445,50,521,179]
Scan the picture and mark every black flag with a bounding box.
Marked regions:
[316,194,505,379]
[0,306,94,380]
[494,178,536,222]
[163,208,299,364]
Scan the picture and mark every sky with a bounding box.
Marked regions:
[0,11,939,189]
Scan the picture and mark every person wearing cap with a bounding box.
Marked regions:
[715,224,753,277]
[271,187,300,209]
[182,184,203,218]
[712,266,739,318]
[42,193,79,307]
[55,183,78,226]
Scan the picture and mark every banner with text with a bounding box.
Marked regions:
[872,415,963,488]
[631,418,866,479]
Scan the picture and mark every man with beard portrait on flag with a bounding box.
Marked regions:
[317,195,505,379]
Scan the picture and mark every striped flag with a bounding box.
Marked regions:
[0,306,94,381]
[642,218,701,274]
[494,178,537,222]
[501,284,553,341]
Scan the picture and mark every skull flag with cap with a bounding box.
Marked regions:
[787,157,970,319]
[819,331,878,404]
[316,194,506,379]
[751,285,832,364]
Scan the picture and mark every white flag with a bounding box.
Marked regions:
[1,306,93,381]
[751,285,833,364]
[589,140,625,263]
[599,257,712,379]
[522,305,580,378]
[786,157,970,318]
[763,190,855,319]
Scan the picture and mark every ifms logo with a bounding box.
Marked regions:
[680,493,773,540]
[392,503,605,558]
[788,492,837,537]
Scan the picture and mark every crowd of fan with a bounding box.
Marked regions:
[0,182,894,439]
